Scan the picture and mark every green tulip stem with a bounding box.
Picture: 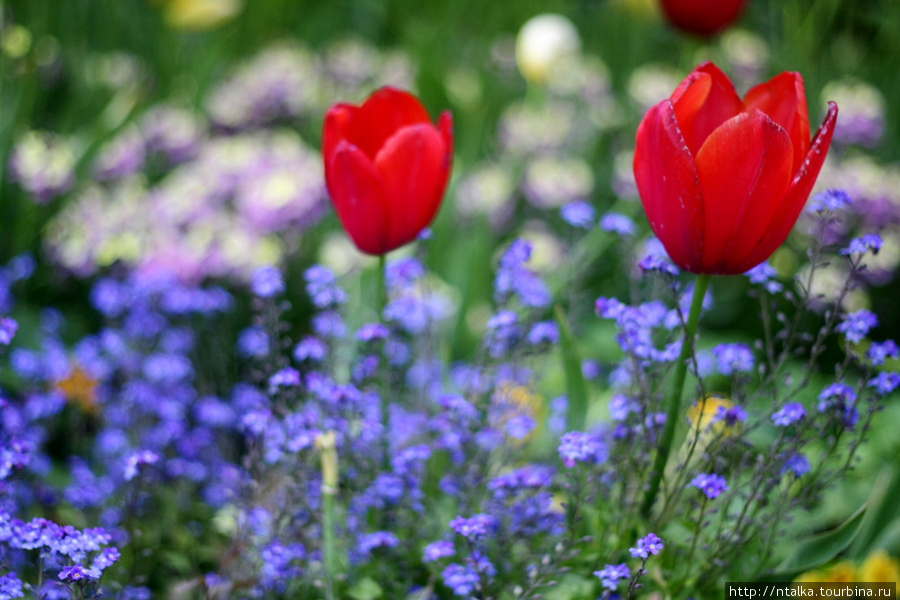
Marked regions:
[376,253,390,469]
[315,431,340,599]
[376,253,388,323]
[640,273,711,519]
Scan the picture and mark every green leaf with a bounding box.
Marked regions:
[774,504,867,576]
[541,573,596,600]
[555,304,589,432]
[849,465,900,560]
[347,576,383,600]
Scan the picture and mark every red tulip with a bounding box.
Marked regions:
[323,87,453,255]
[633,62,838,275]
[659,0,748,36]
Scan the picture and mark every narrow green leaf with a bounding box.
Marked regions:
[774,504,867,576]
[849,465,900,560]
[555,304,589,432]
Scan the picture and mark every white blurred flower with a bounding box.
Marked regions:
[455,163,516,227]
[822,78,886,148]
[515,14,581,86]
[8,130,77,203]
[522,156,593,209]
[627,64,681,112]
[720,29,769,90]
[518,221,566,273]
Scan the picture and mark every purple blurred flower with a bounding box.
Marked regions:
[357,323,390,343]
[689,473,729,499]
[59,564,97,581]
[772,402,807,427]
[630,533,665,558]
[442,563,480,597]
[124,450,160,481]
[269,367,301,391]
[638,247,679,277]
[358,531,400,555]
[713,343,755,376]
[600,212,637,237]
[485,311,520,358]
[423,540,455,562]
[494,239,551,308]
[293,336,328,362]
[781,453,811,477]
[450,514,494,540]
[818,382,859,428]
[305,265,346,308]
[867,340,898,366]
[744,261,783,293]
[840,234,883,256]
[594,563,630,591]
[558,431,608,467]
[836,310,878,343]
[0,574,24,600]
[93,126,146,181]
[715,404,747,427]
[608,394,638,421]
[808,189,852,214]
[527,321,559,345]
[139,105,204,164]
[560,201,596,228]
[237,326,270,358]
[868,372,900,396]
[0,317,17,345]
[252,265,285,298]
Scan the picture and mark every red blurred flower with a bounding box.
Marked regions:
[633,62,838,275]
[659,0,748,36]
[323,87,453,255]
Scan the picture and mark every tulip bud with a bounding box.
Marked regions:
[659,0,748,36]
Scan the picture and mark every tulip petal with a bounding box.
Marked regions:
[671,62,744,157]
[327,141,391,255]
[744,72,811,173]
[351,87,433,160]
[734,101,839,273]
[375,122,451,251]
[695,110,794,274]
[437,110,454,160]
[634,99,705,271]
[323,104,360,180]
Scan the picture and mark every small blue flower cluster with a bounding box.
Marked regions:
[689,473,729,499]
[594,533,666,594]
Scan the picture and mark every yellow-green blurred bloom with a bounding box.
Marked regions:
[163,0,243,30]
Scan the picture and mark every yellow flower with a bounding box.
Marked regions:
[859,550,900,593]
[56,364,100,415]
[492,383,545,444]
[820,561,857,583]
[686,395,739,437]
[794,561,857,598]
